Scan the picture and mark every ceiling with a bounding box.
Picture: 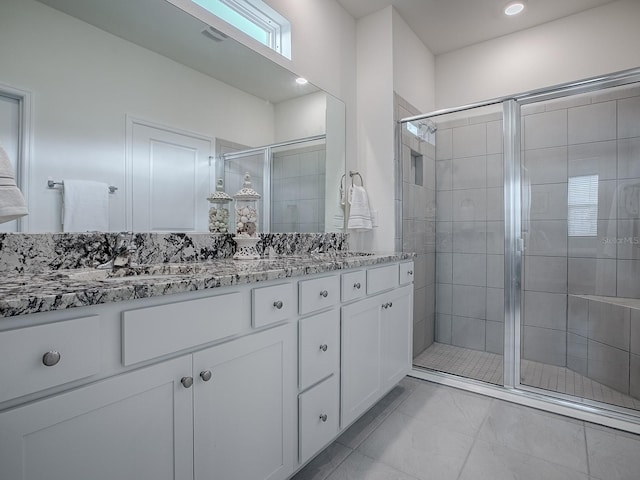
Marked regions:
[335,0,619,55]
[37,0,318,103]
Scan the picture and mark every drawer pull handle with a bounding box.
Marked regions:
[320,290,329,298]
[200,370,212,382]
[319,414,328,422]
[181,376,194,388]
[389,302,393,308]
[407,270,413,275]
[354,282,361,289]
[273,300,283,309]
[42,350,61,367]
[382,302,393,309]
[319,344,328,352]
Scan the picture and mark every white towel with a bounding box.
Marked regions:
[0,144,28,224]
[63,179,109,232]
[347,184,372,230]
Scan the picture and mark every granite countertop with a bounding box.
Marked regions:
[0,252,414,318]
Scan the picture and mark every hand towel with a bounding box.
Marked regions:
[347,184,372,230]
[63,179,109,232]
[331,184,345,228]
[0,144,28,224]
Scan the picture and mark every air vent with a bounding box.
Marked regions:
[201,26,228,42]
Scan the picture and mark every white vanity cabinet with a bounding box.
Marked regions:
[340,262,414,429]
[0,355,194,480]
[0,257,414,480]
[193,323,296,480]
[297,308,340,465]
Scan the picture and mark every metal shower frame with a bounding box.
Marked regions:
[399,67,640,433]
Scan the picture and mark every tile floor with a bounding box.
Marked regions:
[291,376,640,480]
[413,342,640,410]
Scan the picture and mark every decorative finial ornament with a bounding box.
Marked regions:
[233,173,261,260]
[207,178,232,233]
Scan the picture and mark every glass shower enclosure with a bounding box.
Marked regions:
[216,135,327,233]
[402,68,640,420]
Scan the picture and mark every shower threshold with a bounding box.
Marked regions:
[414,342,640,411]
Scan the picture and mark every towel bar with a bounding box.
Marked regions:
[47,180,117,194]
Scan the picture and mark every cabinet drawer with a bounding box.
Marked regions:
[367,264,399,295]
[122,292,245,365]
[298,375,339,465]
[299,275,340,315]
[341,270,366,302]
[252,283,295,328]
[299,310,339,390]
[0,316,100,403]
[399,261,415,285]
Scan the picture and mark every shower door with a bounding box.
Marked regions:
[406,68,640,419]
[518,80,640,413]
[407,103,506,386]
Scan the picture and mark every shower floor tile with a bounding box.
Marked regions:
[413,342,640,411]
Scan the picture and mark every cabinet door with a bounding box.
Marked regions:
[380,285,413,391]
[340,295,382,428]
[0,356,193,480]
[193,323,296,480]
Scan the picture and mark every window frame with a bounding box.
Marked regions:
[193,0,291,59]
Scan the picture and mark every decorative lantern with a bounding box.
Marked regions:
[207,178,232,233]
[233,172,261,260]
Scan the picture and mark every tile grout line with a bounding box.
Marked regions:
[454,397,494,480]
[583,421,592,479]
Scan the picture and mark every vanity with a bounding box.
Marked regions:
[0,243,414,480]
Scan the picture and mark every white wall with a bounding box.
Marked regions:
[264,0,358,183]
[0,0,277,232]
[352,7,437,252]
[436,0,640,109]
[354,7,395,252]
[274,91,326,142]
[392,9,436,114]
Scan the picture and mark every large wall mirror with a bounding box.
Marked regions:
[0,0,346,234]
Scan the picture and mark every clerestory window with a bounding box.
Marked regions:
[192,0,291,59]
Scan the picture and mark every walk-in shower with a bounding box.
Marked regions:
[400,68,640,424]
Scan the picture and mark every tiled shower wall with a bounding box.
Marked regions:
[395,93,436,358]
[434,111,505,355]
[521,84,640,378]
[271,144,326,233]
[220,141,326,233]
[219,139,265,227]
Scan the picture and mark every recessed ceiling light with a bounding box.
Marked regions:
[504,2,525,16]
[295,77,308,85]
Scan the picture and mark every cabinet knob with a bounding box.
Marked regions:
[319,344,328,352]
[319,414,328,422]
[273,300,283,309]
[181,376,194,388]
[42,350,61,367]
[354,282,361,289]
[200,370,212,382]
[382,303,388,309]
[320,290,329,298]
[389,302,393,308]
[407,270,413,275]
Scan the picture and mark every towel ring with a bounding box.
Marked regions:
[349,171,364,187]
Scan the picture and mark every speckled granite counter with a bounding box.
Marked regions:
[0,252,414,318]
